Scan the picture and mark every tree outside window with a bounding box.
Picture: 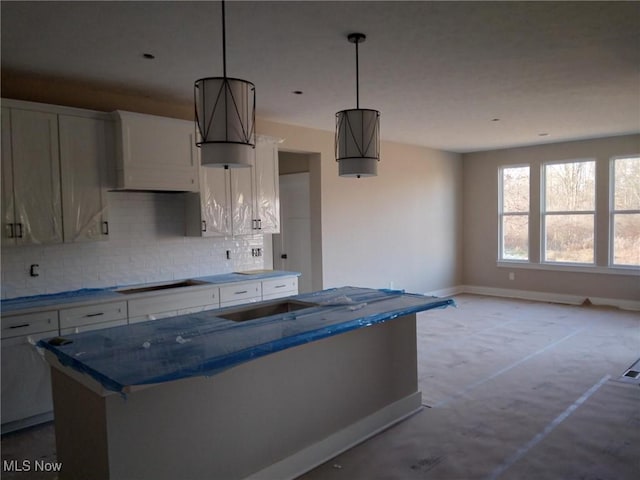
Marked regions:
[543,160,595,264]
[499,166,529,261]
[611,156,640,266]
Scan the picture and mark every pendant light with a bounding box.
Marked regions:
[195,1,255,168]
[335,33,380,178]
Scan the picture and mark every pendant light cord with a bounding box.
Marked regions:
[355,39,359,109]
[221,0,227,78]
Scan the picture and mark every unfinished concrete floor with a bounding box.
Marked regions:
[2,294,639,479]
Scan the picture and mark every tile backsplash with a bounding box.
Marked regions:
[1,191,265,299]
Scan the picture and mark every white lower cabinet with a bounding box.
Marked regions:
[1,310,59,433]
[219,281,262,307]
[0,275,298,431]
[128,287,219,324]
[59,301,127,335]
[262,277,298,300]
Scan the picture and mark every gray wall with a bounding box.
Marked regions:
[462,134,639,301]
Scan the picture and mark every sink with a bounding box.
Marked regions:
[218,300,317,322]
[117,280,209,295]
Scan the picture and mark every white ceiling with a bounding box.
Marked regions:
[2,1,639,153]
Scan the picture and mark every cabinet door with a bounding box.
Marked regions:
[59,115,112,242]
[200,167,232,236]
[1,330,57,425]
[116,111,198,191]
[10,109,62,245]
[254,139,280,233]
[231,167,255,235]
[1,107,16,246]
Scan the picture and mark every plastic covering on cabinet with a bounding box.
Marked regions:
[59,115,110,242]
[200,167,231,236]
[254,137,280,233]
[39,287,455,393]
[230,166,254,235]
[9,109,63,245]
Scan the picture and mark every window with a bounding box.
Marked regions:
[542,160,596,264]
[610,156,640,266]
[499,166,529,261]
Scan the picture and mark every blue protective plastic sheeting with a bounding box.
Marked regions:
[38,287,455,393]
[1,288,120,312]
[1,271,301,313]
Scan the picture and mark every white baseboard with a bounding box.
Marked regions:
[588,296,640,311]
[424,285,465,298]
[450,285,640,311]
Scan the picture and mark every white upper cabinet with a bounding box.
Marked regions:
[1,100,114,246]
[114,111,198,192]
[186,167,232,237]
[185,135,281,237]
[253,136,281,234]
[2,107,16,245]
[231,165,256,235]
[186,166,254,237]
[1,107,62,246]
[59,115,113,242]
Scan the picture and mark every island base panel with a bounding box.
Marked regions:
[51,314,419,480]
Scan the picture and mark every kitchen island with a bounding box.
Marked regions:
[40,287,454,480]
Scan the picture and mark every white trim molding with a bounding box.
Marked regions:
[497,261,640,276]
[424,286,465,298]
[431,285,640,311]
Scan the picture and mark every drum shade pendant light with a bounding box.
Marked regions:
[335,33,380,178]
[195,1,255,167]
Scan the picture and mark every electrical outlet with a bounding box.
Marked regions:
[508,272,515,281]
[30,264,40,277]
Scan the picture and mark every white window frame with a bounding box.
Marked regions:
[541,158,596,265]
[498,164,530,262]
[609,155,640,268]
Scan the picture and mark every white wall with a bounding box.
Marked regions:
[1,192,264,299]
[257,118,464,295]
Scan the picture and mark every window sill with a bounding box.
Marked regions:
[496,261,640,276]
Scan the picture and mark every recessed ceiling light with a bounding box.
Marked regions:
[292,90,303,95]
[142,53,155,59]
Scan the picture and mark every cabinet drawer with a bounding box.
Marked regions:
[128,287,219,319]
[60,301,127,329]
[219,282,261,305]
[1,310,59,339]
[61,318,128,335]
[262,277,298,298]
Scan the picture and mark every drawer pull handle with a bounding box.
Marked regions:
[85,312,105,317]
[9,323,30,329]
[235,290,248,295]
[274,284,286,288]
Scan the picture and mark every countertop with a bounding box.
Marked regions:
[1,271,301,315]
[39,287,455,394]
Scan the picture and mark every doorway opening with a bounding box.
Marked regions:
[267,151,320,293]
